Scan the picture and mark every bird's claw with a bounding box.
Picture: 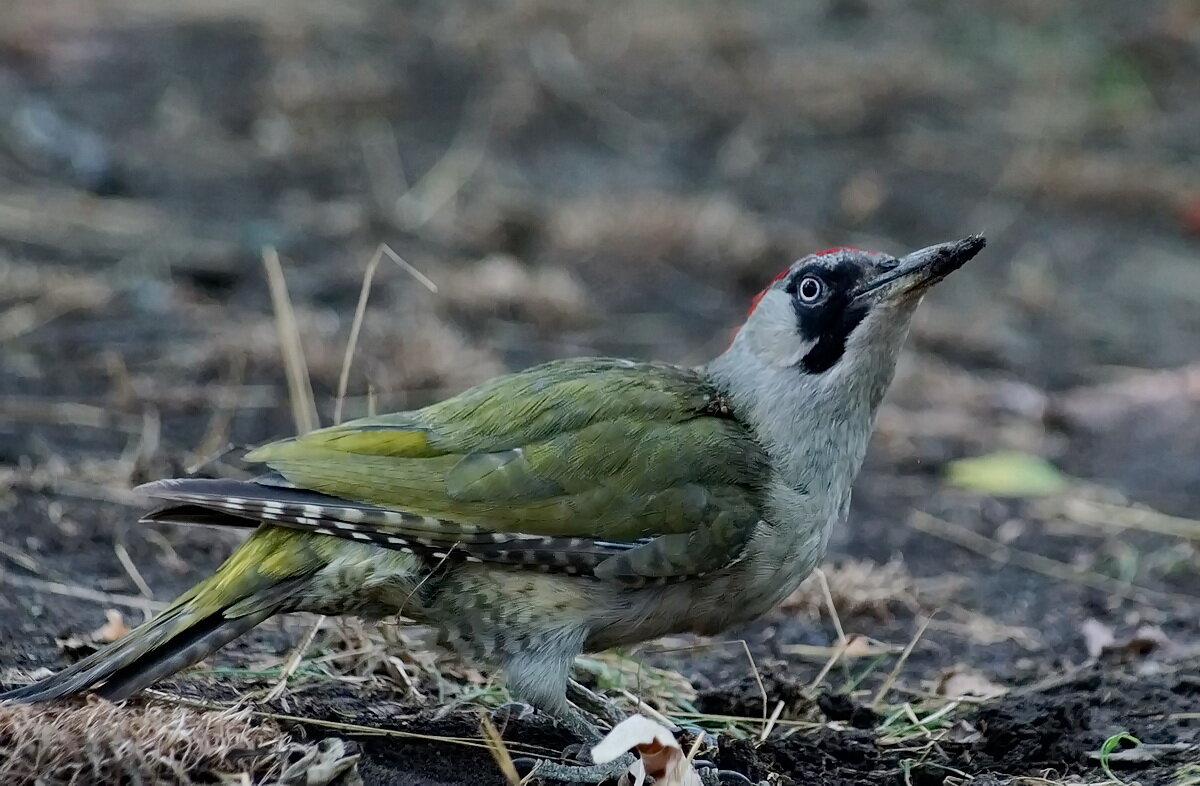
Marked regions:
[514,747,761,785]
[513,752,635,784]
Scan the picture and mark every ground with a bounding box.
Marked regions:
[0,1,1198,784]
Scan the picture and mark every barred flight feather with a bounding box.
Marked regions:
[136,478,647,578]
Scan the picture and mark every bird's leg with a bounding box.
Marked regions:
[567,677,720,761]
[504,650,638,783]
[502,652,758,783]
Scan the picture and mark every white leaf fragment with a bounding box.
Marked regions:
[590,714,702,786]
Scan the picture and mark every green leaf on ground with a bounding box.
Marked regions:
[944,451,1067,497]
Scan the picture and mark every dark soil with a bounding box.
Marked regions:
[1,1,1198,785]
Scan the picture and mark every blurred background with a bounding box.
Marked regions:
[0,1,1198,783]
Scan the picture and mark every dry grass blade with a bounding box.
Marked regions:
[113,542,153,600]
[759,700,786,742]
[479,711,523,786]
[333,250,383,426]
[261,615,326,705]
[0,539,43,576]
[251,709,557,757]
[0,699,288,785]
[0,569,168,612]
[807,635,852,693]
[113,542,155,622]
[1055,496,1200,540]
[380,244,438,293]
[618,688,675,729]
[261,247,324,703]
[394,108,489,230]
[910,510,1190,605]
[736,639,769,731]
[815,567,847,644]
[146,689,560,757]
[872,614,933,708]
[261,247,318,435]
[334,244,435,425]
[186,353,246,473]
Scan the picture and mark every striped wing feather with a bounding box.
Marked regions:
[141,359,769,582]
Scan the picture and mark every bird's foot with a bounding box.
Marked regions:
[514,751,635,784]
[514,752,762,785]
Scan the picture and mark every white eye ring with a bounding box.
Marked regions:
[797,275,825,304]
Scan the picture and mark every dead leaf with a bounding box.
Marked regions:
[935,666,1006,700]
[591,714,702,786]
[842,634,875,657]
[1082,619,1172,662]
[94,610,131,643]
[272,738,362,786]
[1081,618,1116,659]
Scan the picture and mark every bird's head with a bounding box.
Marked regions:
[729,235,985,376]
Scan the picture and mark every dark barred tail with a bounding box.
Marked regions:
[2,480,334,705]
[0,559,313,704]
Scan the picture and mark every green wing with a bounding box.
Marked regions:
[245,358,768,581]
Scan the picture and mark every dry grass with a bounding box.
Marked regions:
[0,698,290,785]
[782,558,959,621]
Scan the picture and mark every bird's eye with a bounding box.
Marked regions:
[797,275,825,304]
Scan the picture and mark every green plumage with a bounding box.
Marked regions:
[245,358,769,578]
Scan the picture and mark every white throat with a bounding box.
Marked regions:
[706,300,918,520]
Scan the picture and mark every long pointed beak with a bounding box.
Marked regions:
[852,235,986,301]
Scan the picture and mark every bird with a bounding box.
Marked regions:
[1,235,984,783]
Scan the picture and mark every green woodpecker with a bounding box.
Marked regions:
[2,236,984,782]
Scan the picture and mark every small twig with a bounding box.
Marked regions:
[872,614,933,708]
[113,542,155,622]
[261,615,326,704]
[393,105,489,230]
[1054,495,1200,540]
[910,511,1190,606]
[759,700,786,742]
[783,640,899,661]
[398,545,457,619]
[736,639,769,731]
[379,244,438,293]
[143,688,558,756]
[0,569,167,611]
[617,689,675,729]
[0,396,140,430]
[113,543,154,600]
[0,539,44,576]
[384,655,424,700]
[807,636,851,693]
[814,567,847,644]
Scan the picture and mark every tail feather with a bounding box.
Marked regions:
[95,605,277,701]
[1,528,319,704]
[0,607,188,703]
